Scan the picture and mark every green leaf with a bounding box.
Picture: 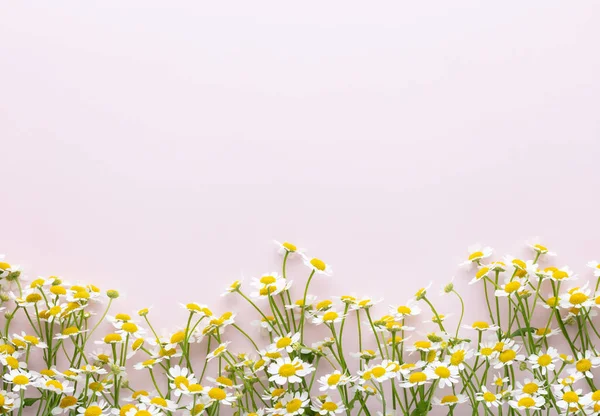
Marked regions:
[23,397,40,407]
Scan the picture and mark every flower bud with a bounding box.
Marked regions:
[106,290,120,299]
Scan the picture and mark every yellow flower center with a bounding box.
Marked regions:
[115,313,131,321]
[546,297,559,307]
[570,293,589,305]
[499,350,516,363]
[322,311,338,322]
[450,350,465,366]
[150,397,168,407]
[84,406,102,416]
[472,321,489,330]
[59,396,77,408]
[553,270,568,280]
[13,375,29,385]
[50,285,67,295]
[409,372,427,383]
[591,390,600,401]
[414,341,431,349]
[327,373,341,385]
[534,244,548,252]
[504,281,521,293]
[104,333,122,343]
[216,376,233,386]
[468,251,484,261]
[276,337,292,349]
[537,354,552,366]
[522,383,538,395]
[441,395,458,404]
[135,411,152,416]
[480,347,493,356]
[371,366,386,378]
[63,327,79,336]
[260,275,277,285]
[170,331,185,344]
[46,380,63,390]
[122,323,138,333]
[174,376,190,389]
[322,402,338,411]
[23,335,39,345]
[282,242,297,252]
[397,306,411,315]
[512,259,526,269]
[286,398,303,412]
[26,293,42,303]
[0,262,11,269]
[435,367,451,378]
[316,300,332,310]
[563,391,579,403]
[310,258,326,271]
[517,396,536,408]
[475,267,490,279]
[278,364,297,377]
[576,359,592,372]
[483,392,496,402]
[6,356,19,368]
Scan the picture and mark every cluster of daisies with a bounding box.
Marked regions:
[1,241,600,416]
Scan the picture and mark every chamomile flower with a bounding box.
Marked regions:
[302,254,333,276]
[527,238,556,256]
[469,265,493,285]
[398,370,430,388]
[494,277,527,298]
[272,332,300,353]
[76,400,110,416]
[476,386,502,408]
[463,321,499,332]
[447,343,474,371]
[221,279,242,296]
[267,357,315,385]
[311,309,345,325]
[493,343,525,369]
[278,391,310,415]
[311,396,345,415]
[556,389,583,411]
[180,303,213,317]
[424,361,459,387]
[124,403,163,416]
[3,369,36,391]
[140,396,178,412]
[54,326,88,340]
[509,394,545,411]
[317,370,355,391]
[273,240,303,256]
[560,284,594,310]
[167,365,197,395]
[390,300,421,318]
[358,362,395,383]
[515,378,547,396]
[36,377,74,394]
[432,394,468,407]
[532,327,559,340]
[573,350,600,378]
[12,332,47,349]
[528,347,558,375]
[547,266,576,282]
[51,395,78,414]
[460,244,493,267]
[581,390,600,410]
[206,342,230,361]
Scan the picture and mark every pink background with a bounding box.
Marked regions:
[2,2,600,348]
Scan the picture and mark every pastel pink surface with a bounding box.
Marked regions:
[1,2,600,412]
